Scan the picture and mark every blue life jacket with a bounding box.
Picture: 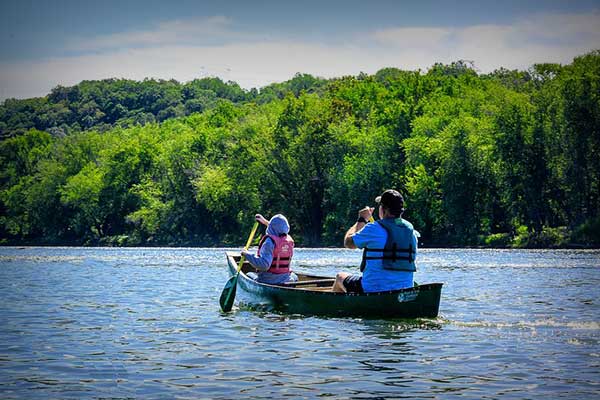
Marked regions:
[360,218,417,272]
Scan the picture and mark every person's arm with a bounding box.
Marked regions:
[242,238,274,271]
[344,206,374,249]
[344,223,363,249]
[255,214,269,226]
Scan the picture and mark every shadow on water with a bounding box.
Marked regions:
[359,317,444,334]
[232,301,444,332]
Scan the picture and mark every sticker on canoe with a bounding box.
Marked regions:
[397,290,419,303]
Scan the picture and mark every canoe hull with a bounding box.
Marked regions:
[226,253,442,318]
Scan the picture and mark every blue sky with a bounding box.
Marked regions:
[1,0,599,100]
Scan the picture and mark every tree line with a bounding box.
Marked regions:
[1,51,598,247]
[0,74,326,139]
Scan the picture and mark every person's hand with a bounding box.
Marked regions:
[358,206,374,221]
[241,250,251,257]
[255,213,269,226]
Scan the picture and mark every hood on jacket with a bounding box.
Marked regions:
[266,214,290,236]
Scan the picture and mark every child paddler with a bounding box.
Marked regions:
[242,213,298,285]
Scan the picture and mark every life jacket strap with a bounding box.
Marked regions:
[272,256,291,268]
[364,255,413,261]
[363,247,414,253]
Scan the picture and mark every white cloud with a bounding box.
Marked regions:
[369,10,600,71]
[371,27,452,49]
[0,42,376,100]
[66,16,240,51]
[512,11,600,44]
[1,11,599,100]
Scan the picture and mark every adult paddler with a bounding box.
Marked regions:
[332,189,419,293]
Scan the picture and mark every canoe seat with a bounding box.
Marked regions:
[305,286,333,291]
[282,279,335,287]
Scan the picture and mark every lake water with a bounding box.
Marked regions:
[0,247,598,399]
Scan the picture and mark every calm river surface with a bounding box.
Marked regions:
[0,247,598,399]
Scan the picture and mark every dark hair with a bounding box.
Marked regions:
[375,189,405,216]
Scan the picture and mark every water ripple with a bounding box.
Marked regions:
[0,247,599,399]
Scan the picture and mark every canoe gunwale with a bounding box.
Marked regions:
[225,252,443,296]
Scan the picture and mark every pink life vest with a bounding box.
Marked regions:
[257,234,294,274]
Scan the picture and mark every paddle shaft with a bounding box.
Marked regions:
[236,221,259,274]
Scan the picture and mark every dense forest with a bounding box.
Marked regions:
[1,51,599,247]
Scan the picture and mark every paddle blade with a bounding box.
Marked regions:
[219,221,257,312]
[219,275,238,312]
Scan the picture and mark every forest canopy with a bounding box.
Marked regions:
[1,51,599,247]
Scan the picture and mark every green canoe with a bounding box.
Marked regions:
[225,252,443,318]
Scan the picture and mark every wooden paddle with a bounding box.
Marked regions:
[219,221,259,312]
